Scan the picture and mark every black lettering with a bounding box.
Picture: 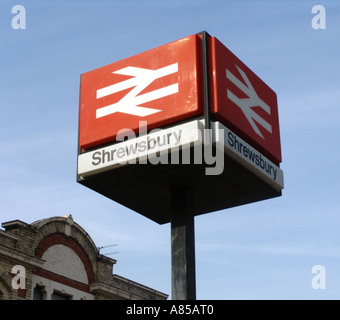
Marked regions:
[117,147,125,159]
[111,149,116,161]
[234,135,240,151]
[228,132,234,147]
[147,136,156,150]
[265,161,270,173]
[125,143,138,156]
[273,168,277,180]
[260,155,265,169]
[239,141,243,153]
[92,151,101,166]
[255,154,260,166]
[243,145,248,157]
[248,149,256,162]
[138,140,147,152]
[172,130,182,145]
[167,132,172,144]
[157,135,167,147]
[102,149,110,163]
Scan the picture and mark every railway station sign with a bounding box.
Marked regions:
[77,32,283,224]
[79,34,203,151]
[209,37,281,164]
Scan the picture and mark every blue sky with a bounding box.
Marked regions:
[1,0,340,299]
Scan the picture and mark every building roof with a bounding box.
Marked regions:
[0,215,168,300]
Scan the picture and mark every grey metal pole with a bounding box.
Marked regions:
[170,31,210,300]
[171,187,196,300]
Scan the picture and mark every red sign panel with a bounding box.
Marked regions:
[209,37,282,164]
[79,35,203,150]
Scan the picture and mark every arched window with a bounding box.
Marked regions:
[33,285,47,300]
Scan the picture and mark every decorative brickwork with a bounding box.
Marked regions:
[35,233,94,284]
[0,215,168,300]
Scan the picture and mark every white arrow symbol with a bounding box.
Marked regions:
[96,63,178,118]
[226,65,272,139]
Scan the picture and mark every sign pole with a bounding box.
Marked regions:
[171,187,196,300]
[170,31,210,300]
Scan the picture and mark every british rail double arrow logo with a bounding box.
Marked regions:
[96,63,179,118]
[226,65,272,140]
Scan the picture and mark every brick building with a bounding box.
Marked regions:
[0,215,167,300]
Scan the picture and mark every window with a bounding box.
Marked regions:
[51,291,71,300]
[33,285,45,300]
